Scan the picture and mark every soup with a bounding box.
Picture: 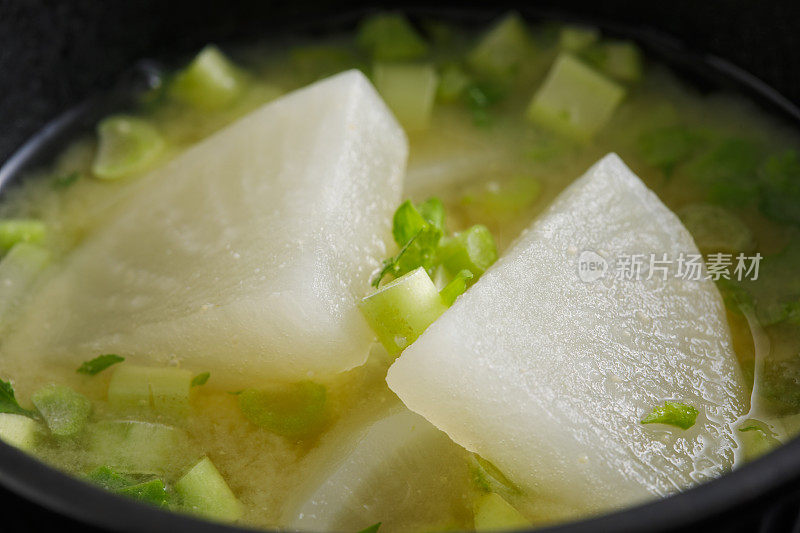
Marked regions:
[1,11,799,532]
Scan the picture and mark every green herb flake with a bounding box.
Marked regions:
[641,401,698,430]
[52,171,81,189]
[357,523,382,533]
[373,225,442,287]
[0,378,36,418]
[191,372,211,387]
[374,198,447,287]
[76,354,125,376]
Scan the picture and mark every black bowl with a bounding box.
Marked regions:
[2,1,800,532]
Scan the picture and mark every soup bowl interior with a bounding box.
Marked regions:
[1,1,800,532]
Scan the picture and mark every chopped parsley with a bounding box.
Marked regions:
[0,378,36,418]
[76,354,125,375]
[191,372,211,387]
[373,198,445,287]
[357,523,382,533]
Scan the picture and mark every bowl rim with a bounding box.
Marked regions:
[2,6,800,533]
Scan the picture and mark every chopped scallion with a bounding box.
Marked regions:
[641,401,698,430]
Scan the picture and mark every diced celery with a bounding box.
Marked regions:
[238,381,327,438]
[437,64,471,103]
[0,219,46,252]
[558,25,600,52]
[169,45,244,110]
[526,54,625,140]
[677,204,755,255]
[148,368,193,415]
[0,242,50,326]
[600,41,643,83]
[438,225,498,282]
[357,13,428,61]
[439,270,473,306]
[737,420,781,462]
[473,492,529,531]
[467,13,533,81]
[117,479,169,507]
[31,384,92,437]
[108,365,192,416]
[175,457,242,522]
[87,420,186,475]
[373,63,438,131]
[460,177,541,222]
[92,115,165,180]
[108,366,150,410]
[360,267,448,354]
[0,413,39,451]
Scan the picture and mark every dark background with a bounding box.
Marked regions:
[1,0,800,163]
[1,1,800,531]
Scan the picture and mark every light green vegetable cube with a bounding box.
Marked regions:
[436,64,471,103]
[473,493,529,531]
[92,115,165,180]
[558,25,600,52]
[438,225,498,281]
[526,54,625,140]
[460,177,542,222]
[467,13,533,80]
[108,365,193,415]
[31,384,92,437]
[0,219,46,252]
[88,420,187,475]
[175,457,242,522]
[0,413,40,451]
[373,63,439,131]
[359,267,448,355]
[238,381,327,438]
[169,45,244,110]
[357,13,428,61]
[0,242,50,327]
[601,41,643,83]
